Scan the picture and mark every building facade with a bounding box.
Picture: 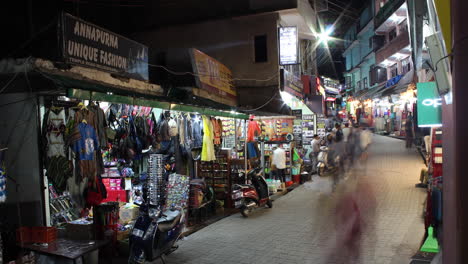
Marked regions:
[343,0,412,99]
[134,0,318,114]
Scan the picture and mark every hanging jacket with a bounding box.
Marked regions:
[192,115,203,149]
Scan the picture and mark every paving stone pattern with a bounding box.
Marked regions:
[154,135,426,264]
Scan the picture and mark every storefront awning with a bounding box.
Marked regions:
[67,88,249,119]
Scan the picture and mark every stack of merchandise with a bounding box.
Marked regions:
[165,174,190,210]
[148,154,165,206]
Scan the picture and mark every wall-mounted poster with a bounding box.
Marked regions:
[302,114,315,145]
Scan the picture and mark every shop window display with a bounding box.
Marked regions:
[41,97,247,229]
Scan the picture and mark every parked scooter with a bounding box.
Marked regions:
[129,154,190,264]
[317,146,341,177]
[231,167,272,217]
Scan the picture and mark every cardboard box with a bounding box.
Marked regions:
[66,222,95,240]
[119,205,139,224]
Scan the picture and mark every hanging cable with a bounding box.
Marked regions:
[0,72,20,94]
[242,90,280,112]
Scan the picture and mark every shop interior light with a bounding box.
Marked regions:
[280,91,293,104]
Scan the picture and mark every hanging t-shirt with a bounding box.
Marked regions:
[247,120,261,142]
[72,123,99,160]
[168,118,178,137]
[201,116,216,161]
[46,109,67,158]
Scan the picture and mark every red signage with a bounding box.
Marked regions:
[326,97,336,102]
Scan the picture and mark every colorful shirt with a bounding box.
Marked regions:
[72,123,99,161]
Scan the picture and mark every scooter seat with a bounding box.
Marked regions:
[157,210,181,232]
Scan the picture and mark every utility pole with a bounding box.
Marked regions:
[444,0,468,262]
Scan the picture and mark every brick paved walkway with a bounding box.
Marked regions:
[156,135,426,264]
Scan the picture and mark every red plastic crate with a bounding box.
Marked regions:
[292,175,301,184]
[31,227,57,243]
[285,181,293,187]
[102,190,127,203]
[16,227,32,243]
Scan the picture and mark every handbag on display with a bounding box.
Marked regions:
[86,176,104,207]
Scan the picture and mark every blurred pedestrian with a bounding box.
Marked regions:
[405,113,414,148]
[330,177,377,264]
[309,134,321,174]
[360,127,372,162]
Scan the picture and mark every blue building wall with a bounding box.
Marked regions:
[343,0,376,93]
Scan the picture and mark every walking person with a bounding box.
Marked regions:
[309,135,321,175]
[405,113,414,148]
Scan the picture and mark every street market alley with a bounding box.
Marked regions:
[158,135,427,264]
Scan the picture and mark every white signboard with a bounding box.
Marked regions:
[279,26,299,65]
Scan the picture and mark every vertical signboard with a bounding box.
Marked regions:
[316,114,327,137]
[279,26,299,65]
[190,49,237,106]
[302,114,315,145]
[60,13,149,81]
[417,82,442,127]
[292,110,303,146]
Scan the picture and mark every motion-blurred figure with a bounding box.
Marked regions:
[330,177,377,264]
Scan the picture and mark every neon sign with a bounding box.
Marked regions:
[417,82,442,127]
[422,98,442,108]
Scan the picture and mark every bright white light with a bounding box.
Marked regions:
[317,25,334,44]
[280,91,293,104]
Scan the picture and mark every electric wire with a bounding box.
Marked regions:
[242,90,280,112]
[0,72,20,94]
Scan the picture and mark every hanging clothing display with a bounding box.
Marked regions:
[201,116,215,161]
[89,103,108,148]
[192,116,203,149]
[45,108,67,158]
[247,119,261,142]
[212,118,222,145]
[70,122,99,179]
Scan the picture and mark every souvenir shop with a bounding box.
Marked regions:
[3,77,256,263]
[371,85,417,136]
[245,115,309,192]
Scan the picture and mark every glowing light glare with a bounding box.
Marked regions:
[280,91,293,104]
[316,25,334,44]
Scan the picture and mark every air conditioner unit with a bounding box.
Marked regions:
[425,33,452,95]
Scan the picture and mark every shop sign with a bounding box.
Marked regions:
[292,109,303,147]
[417,82,442,127]
[279,26,299,65]
[59,13,149,81]
[281,69,303,98]
[302,114,315,145]
[325,97,336,102]
[190,49,237,106]
[316,114,327,137]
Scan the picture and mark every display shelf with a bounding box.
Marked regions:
[198,149,233,208]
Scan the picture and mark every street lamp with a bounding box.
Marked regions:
[317,26,334,44]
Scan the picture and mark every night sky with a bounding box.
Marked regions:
[315,0,370,81]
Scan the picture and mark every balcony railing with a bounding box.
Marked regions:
[375,30,410,64]
[374,0,406,30]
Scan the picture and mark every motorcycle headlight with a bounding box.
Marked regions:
[232,191,243,200]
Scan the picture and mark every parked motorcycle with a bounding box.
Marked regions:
[317,146,341,177]
[129,154,190,264]
[231,167,272,217]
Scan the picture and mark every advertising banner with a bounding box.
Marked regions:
[281,69,304,98]
[59,13,149,81]
[417,82,442,127]
[292,109,303,147]
[279,26,299,65]
[190,49,237,106]
[302,114,315,145]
